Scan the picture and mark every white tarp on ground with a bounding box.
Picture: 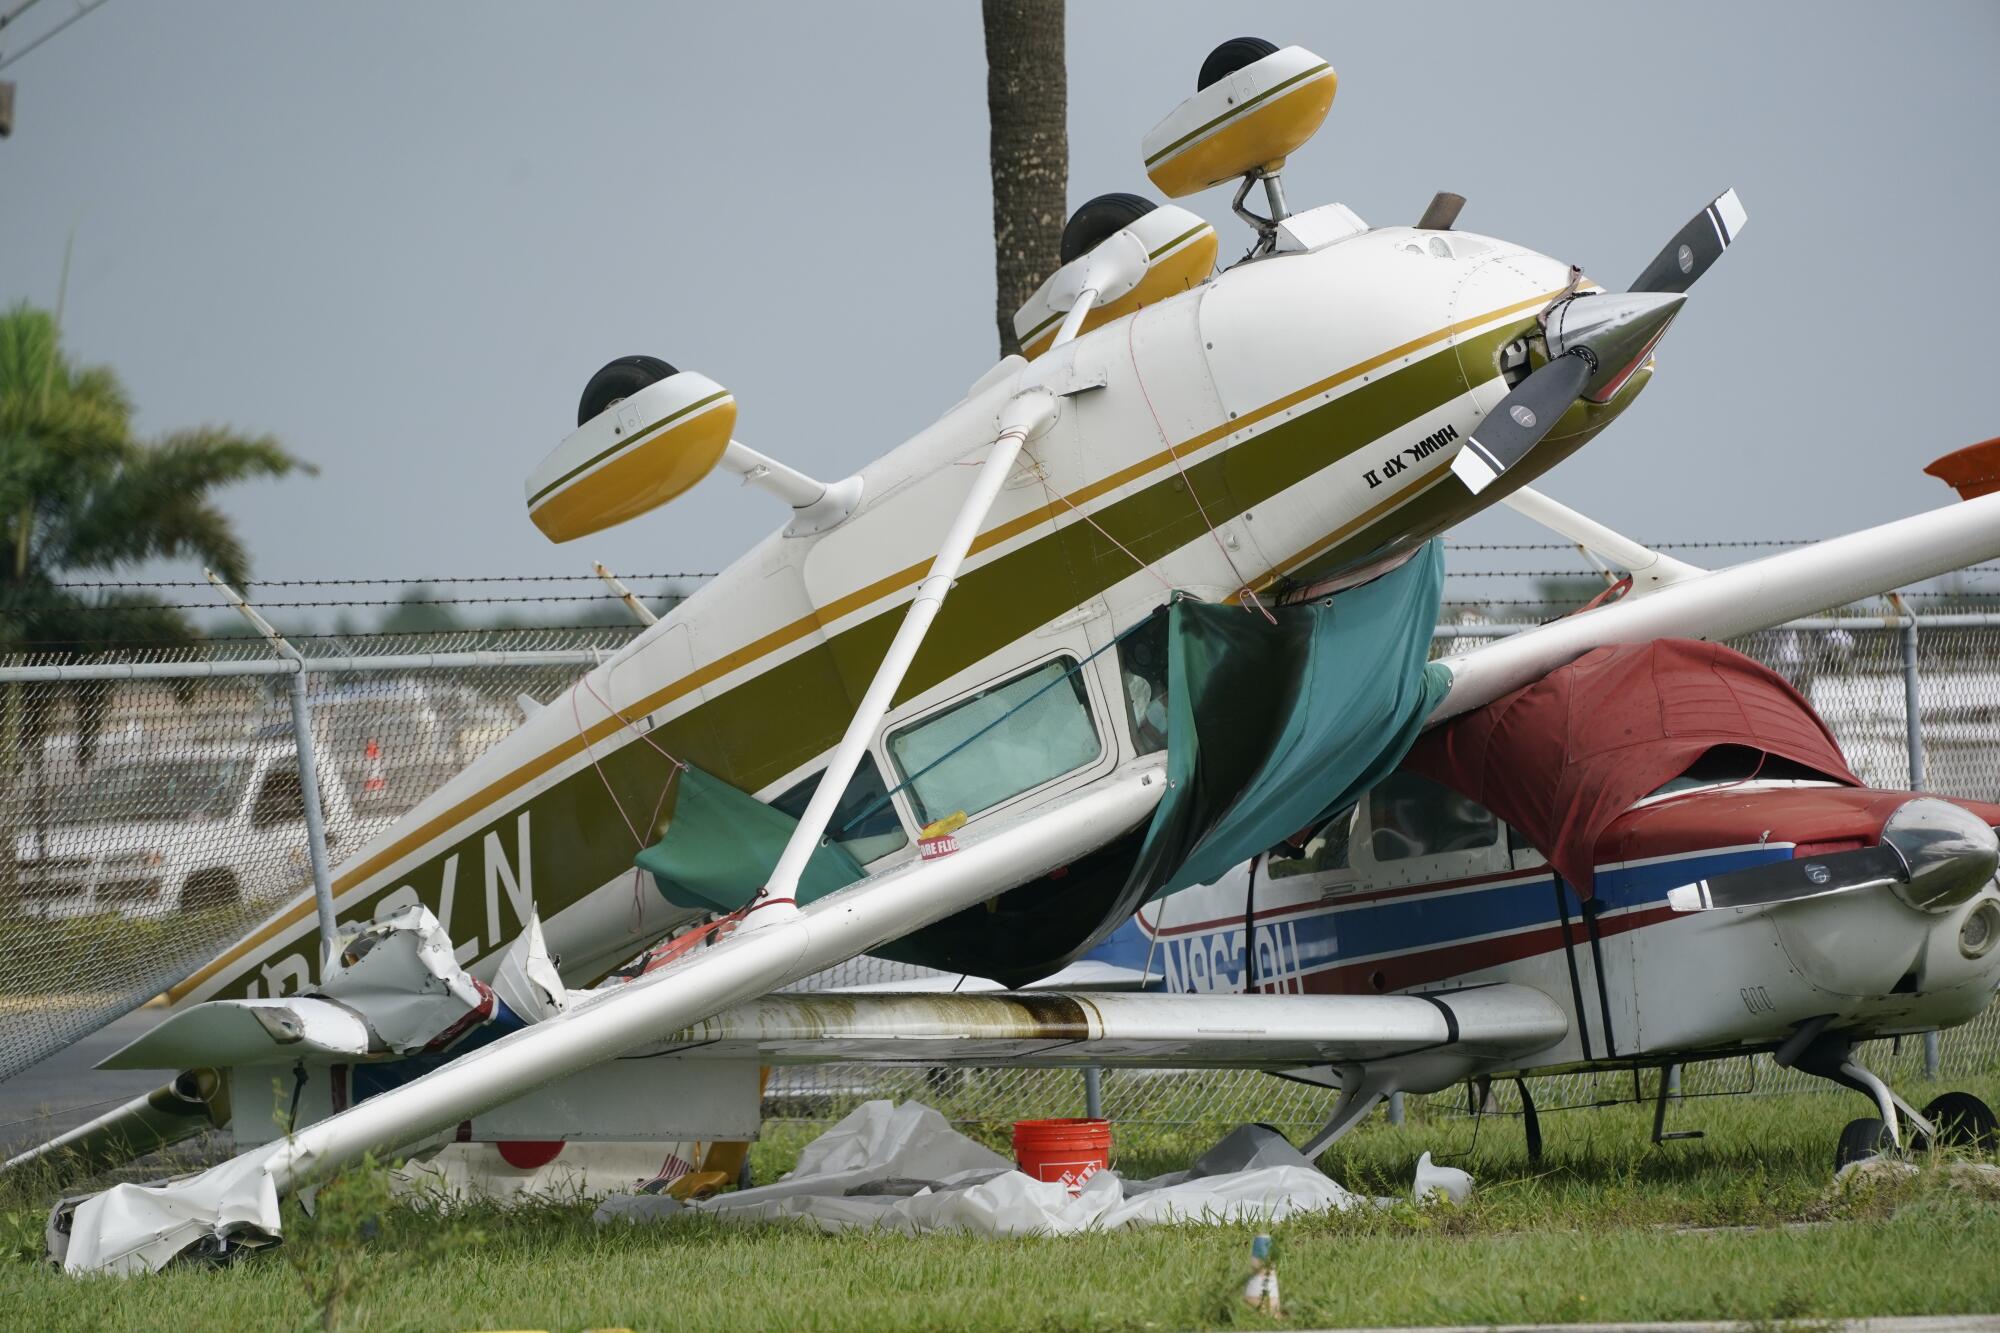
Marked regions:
[594,1100,1461,1236]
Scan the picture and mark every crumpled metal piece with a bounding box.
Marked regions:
[53,1147,286,1277]
[318,905,493,1054]
[490,912,568,1024]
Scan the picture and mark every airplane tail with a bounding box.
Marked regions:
[1924,436,2000,501]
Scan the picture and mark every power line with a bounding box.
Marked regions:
[44,572,719,590]
[0,0,114,73]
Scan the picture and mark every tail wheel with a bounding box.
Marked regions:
[577,355,678,427]
[1058,193,1157,265]
[1197,37,1278,91]
[1834,1116,1894,1172]
[1920,1092,1999,1153]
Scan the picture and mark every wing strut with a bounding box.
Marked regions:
[746,385,1058,926]
[1501,485,1704,594]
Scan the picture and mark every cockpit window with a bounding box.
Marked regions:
[887,657,1101,823]
[1268,807,1355,880]
[773,758,909,865]
[1644,745,1835,799]
[1117,611,1171,756]
[1366,769,1500,862]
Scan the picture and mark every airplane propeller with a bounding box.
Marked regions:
[1667,797,2000,914]
[1451,189,1746,496]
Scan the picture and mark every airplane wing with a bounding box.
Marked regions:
[108,983,1566,1083]
[640,984,1567,1072]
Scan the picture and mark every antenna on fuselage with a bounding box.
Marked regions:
[1139,38,1336,256]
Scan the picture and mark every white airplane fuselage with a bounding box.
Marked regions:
[177,213,1637,1007]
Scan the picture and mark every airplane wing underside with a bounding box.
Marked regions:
[109,984,1569,1082]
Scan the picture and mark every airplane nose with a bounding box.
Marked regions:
[1881,797,2000,912]
[1543,290,1687,404]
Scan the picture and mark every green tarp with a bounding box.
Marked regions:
[1126,539,1453,903]
[633,540,1450,977]
[634,766,863,915]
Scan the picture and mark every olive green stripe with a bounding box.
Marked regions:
[1144,64,1331,167]
[1147,223,1211,260]
[1021,308,1065,343]
[528,390,732,507]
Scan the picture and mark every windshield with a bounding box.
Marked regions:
[1643,745,1837,801]
[63,756,253,825]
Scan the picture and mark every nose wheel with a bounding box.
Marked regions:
[1775,1021,1962,1174]
[1834,1116,1896,1172]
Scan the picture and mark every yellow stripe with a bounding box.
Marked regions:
[172,284,1562,999]
[527,391,731,507]
[1144,64,1333,166]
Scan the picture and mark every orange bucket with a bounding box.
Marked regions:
[1012,1117,1111,1193]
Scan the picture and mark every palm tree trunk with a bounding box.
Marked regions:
[982,0,1068,359]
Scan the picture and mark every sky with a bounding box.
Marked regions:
[3,1,1998,600]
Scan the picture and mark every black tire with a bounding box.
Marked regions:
[1921,1091,1999,1153]
[182,869,240,912]
[1059,193,1157,265]
[1834,1116,1894,1172]
[1198,37,1279,91]
[577,355,678,427]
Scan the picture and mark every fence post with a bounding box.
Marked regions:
[1083,1065,1103,1120]
[206,572,340,975]
[286,671,339,963]
[1896,597,1926,791]
[1892,597,1942,1069]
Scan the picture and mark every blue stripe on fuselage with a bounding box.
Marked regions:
[1089,843,1795,994]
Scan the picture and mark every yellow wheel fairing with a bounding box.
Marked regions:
[528,391,736,542]
[1019,224,1219,359]
[1143,60,1336,199]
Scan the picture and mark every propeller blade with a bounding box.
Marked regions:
[1630,188,1747,294]
[1666,845,1907,913]
[1449,351,1592,495]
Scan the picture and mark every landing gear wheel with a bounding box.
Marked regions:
[1919,1092,1999,1153]
[1834,1116,1894,1172]
[577,354,678,427]
[1197,37,1279,91]
[1058,193,1157,265]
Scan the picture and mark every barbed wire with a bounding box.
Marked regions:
[1444,539,1821,551]
[0,594,666,613]
[0,625,647,649]
[43,573,719,590]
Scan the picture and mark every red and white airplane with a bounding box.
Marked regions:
[1102,633,2000,1171]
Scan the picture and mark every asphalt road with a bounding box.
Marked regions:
[0,1008,173,1156]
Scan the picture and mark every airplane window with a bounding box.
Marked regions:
[1268,808,1355,880]
[771,757,910,865]
[887,657,1101,824]
[1116,611,1170,755]
[1366,769,1499,862]
[1645,745,1833,799]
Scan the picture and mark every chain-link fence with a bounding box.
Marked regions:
[1,577,1997,1141]
[0,628,634,1084]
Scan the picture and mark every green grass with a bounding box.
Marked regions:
[3,1075,1999,1332]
